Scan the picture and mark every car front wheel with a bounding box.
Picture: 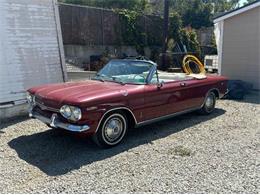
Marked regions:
[92,111,128,148]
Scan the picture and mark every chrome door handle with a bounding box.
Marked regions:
[180,82,186,87]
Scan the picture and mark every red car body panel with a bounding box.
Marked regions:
[28,74,228,136]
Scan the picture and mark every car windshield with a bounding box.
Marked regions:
[94,60,153,84]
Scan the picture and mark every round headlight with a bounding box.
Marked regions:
[60,105,72,118]
[71,107,82,121]
[60,105,81,121]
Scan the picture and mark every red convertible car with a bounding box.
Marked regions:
[27,59,228,148]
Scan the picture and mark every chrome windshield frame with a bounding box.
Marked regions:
[96,59,157,85]
[145,64,157,84]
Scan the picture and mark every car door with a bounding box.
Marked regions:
[142,84,170,121]
[142,79,205,121]
[177,78,218,109]
[142,80,190,121]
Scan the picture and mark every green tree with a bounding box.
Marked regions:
[168,11,182,45]
[180,0,213,29]
[115,9,148,54]
[169,0,241,29]
[180,29,200,53]
[202,0,240,13]
[168,11,200,54]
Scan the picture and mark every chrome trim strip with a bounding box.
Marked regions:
[134,88,219,127]
[35,101,59,112]
[30,111,90,132]
[203,88,220,102]
[146,65,157,84]
[95,88,221,132]
[136,106,200,127]
[95,107,138,133]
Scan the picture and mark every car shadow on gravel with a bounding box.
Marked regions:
[8,108,225,176]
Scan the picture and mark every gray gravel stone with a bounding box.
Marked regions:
[0,92,259,193]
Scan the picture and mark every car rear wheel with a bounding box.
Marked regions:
[199,91,216,115]
[92,111,128,148]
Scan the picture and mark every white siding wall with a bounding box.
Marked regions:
[221,7,260,89]
[0,0,66,104]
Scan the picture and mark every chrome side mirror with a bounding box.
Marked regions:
[157,80,164,88]
[154,67,164,88]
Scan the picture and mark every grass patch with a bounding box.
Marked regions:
[168,146,192,157]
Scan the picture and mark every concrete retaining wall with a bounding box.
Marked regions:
[0,103,29,124]
[64,45,153,66]
[67,71,97,81]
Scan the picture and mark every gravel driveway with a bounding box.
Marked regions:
[0,92,259,193]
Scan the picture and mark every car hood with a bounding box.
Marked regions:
[29,80,140,106]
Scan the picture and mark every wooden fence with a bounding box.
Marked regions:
[58,3,163,46]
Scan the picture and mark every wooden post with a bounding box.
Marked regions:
[161,0,169,71]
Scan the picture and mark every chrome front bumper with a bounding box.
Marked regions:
[29,110,90,132]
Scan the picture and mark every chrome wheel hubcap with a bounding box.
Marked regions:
[205,95,214,108]
[104,118,123,142]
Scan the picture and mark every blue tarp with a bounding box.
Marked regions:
[224,80,253,99]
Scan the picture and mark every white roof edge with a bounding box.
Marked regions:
[214,1,260,23]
